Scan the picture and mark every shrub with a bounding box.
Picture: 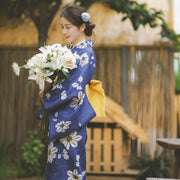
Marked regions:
[0,141,17,180]
[21,130,46,177]
[136,151,172,180]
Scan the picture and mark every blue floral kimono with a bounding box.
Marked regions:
[40,40,96,180]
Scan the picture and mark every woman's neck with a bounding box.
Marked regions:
[72,36,86,47]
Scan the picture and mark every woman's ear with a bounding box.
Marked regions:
[80,23,86,32]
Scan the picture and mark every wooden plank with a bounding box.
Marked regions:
[103,128,111,172]
[86,128,91,172]
[106,48,114,98]
[93,128,101,172]
[96,48,107,93]
[91,116,113,123]
[112,48,121,104]
[86,168,139,175]
[0,49,6,142]
[114,128,123,172]
[157,138,180,149]
[8,48,15,145]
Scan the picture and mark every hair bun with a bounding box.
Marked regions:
[85,21,96,36]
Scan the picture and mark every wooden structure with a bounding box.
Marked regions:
[157,138,180,179]
[86,95,147,174]
[93,45,175,157]
[0,45,175,159]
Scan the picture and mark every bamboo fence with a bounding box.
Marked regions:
[126,46,176,156]
[0,45,176,159]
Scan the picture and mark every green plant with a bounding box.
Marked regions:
[21,130,46,177]
[0,141,17,180]
[136,151,172,180]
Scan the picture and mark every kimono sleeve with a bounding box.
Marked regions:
[42,49,96,112]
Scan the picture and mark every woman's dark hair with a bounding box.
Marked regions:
[60,4,95,36]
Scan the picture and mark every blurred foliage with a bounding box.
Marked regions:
[76,0,180,51]
[175,54,180,93]
[8,0,62,46]
[0,131,46,179]
[9,0,61,18]
[21,130,46,177]
[0,141,17,180]
[129,151,172,180]
[8,0,180,51]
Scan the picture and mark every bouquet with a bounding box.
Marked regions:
[12,43,78,91]
[12,43,78,142]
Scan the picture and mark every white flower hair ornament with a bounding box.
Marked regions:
[81,12,90,23]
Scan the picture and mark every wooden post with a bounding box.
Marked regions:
[121,46,128,113]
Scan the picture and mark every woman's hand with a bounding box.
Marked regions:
[44,81,52,91]
[39,90,44,104]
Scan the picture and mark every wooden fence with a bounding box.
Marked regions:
[0,45,176,158]
[126,46,176,156]
[86,126,133,174]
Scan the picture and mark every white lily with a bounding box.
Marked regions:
[28,70,53,90]
[12,43,78,91]
[12,62,20,76]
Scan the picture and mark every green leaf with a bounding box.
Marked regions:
[137,166,150,178]
[47,54,51,61]
[62,70,70,79]
[27,80,33,87]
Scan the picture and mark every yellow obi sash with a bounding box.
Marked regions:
[86,80,105,117]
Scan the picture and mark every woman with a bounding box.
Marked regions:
[41,4,96,180]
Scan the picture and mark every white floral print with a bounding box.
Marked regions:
[82,170,86,177]
[58,154,61,159]
[67,169,82,180]
[69,91,85,110]
[76,42,87,49]
[54,112,58,117]
[53,118,57,122]
[60,131,82,150]
[48,141,58,163]
[45,92,51,100]
[76,155,80,167]
[79,53,89,67]
[53,112,58,122]
[61,90,67,100]
[87,40,93,46]
[63,149,69,160]
[52,83,62,90]
[55,121,71,133]
[72,76,83,90]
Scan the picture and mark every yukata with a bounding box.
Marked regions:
[41,40,96,180]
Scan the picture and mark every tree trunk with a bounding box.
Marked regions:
[37,0,50,47]
[27,0,62,47]
[37,26,48,47]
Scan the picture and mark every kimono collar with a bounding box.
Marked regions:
[70,40,94,50]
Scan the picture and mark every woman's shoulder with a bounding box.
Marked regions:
[72,40,94,54]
